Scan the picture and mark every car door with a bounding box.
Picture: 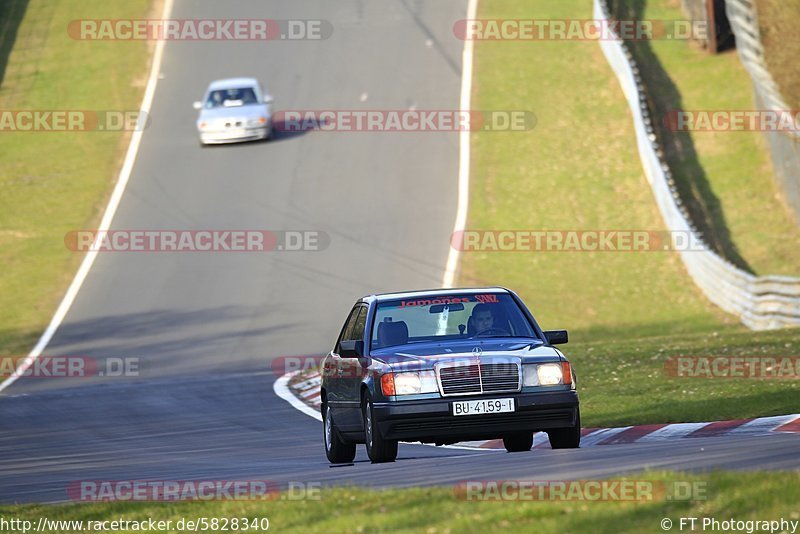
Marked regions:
[328,306,361,421]
[338,305,368,428]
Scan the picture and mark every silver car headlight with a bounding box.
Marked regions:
[523,363,564,386]
[384,371,439,395]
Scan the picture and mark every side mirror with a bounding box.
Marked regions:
[544,330,568,345]
[339,340,364,358]
[193,101,203,110]
[263,95,274,104]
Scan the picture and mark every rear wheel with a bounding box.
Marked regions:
[547,408,581,449]
[323,400,356,464]
[362,394,398,463]
[503,432,533,452]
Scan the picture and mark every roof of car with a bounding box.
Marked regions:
[207,77,261,90]
[364,287,511,303]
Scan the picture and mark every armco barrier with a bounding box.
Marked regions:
[594,0,800,330]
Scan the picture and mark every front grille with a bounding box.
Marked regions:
[436,359,521,396]
[481,362,521,392]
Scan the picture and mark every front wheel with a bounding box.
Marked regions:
[323,401,356,463]
[547,408,581,449]
[362,394,398,463]
[502,432,533,452]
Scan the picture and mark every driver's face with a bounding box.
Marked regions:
[473,310,493,331]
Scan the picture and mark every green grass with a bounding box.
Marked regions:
[757,0,800,110]
[457,0,799,427]
[570,327,799,427]
[2,471,798,533]
[618,0,800,276]
[0,0,153,358]
[460,0,736,338]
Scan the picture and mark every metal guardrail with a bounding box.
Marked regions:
[594,0,800,330]
[725,0,800,226]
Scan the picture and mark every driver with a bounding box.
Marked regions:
[470,303,494,334]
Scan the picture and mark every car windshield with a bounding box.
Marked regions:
[204,87,259,108]
[371,293,538,348]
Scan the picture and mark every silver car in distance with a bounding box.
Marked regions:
[194,77,274,145]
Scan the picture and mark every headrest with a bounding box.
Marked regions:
[377,321,409,347]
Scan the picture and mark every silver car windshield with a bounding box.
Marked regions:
[204,87,259,109]
[371,293,538,348]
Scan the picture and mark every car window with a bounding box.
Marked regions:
[205,87,259,108]
[340,307,361,345]
[351,307,367,341]
[371,293,537,348]
[335,305,366,352]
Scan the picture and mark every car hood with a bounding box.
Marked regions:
[197,104,270,122]
[370,340,563,371]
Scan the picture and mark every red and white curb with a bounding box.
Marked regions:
[275,371,800,451]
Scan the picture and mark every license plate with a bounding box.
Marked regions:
[452,398,515,416]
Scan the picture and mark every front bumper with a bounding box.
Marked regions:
[199,125,270,144]
[373,390,579,444]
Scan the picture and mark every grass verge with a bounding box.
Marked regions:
[460,0,737,338]
[609,0,800,275]
[0,0,154,360]
[756,0,800,110]
[571,327,799,428]
[2,471,798,533]
[458,0,799,427]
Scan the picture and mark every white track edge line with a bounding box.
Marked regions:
[274,372,323,421]
[0,0,175,393]
[442,0,478,289]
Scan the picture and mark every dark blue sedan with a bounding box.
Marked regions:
[321,287,580,463]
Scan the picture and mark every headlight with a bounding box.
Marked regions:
[537,363,563,385]
[522,365,539,386]
[523,363,564,386]
[381,371,438,396]
[248,117,268,127]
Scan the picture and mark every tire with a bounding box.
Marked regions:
[362,393,398,463]
[323,400,356,464]
[502,432,533,452]
[547,408,581,449]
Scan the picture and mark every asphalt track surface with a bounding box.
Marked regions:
[2,0,799,505]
